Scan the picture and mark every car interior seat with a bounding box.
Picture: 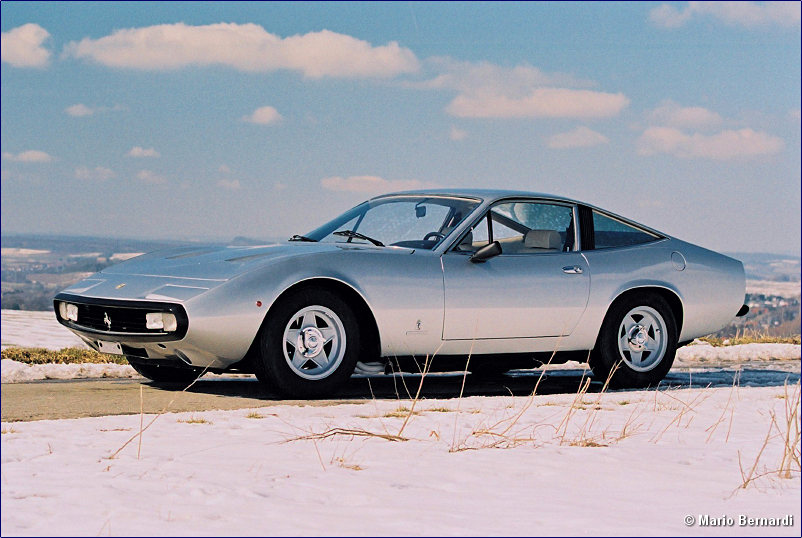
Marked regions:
[522,229,562,252]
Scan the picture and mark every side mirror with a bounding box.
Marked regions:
[470,241,502,263]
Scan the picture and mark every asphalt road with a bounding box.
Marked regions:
[2,364,798,422]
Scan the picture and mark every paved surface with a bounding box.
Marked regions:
[2,364,798,422]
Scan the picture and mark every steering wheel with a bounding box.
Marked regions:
[423,231,445,242]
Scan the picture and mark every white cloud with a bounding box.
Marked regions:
[136,170,167,184]
[647,100,722,130]
[320,175,429,193]
[65,104,94,117]
[64,23,420,78]
[75,166,115,181]
[2,150,53,163]
[127,146,160,158]
[65,103,126,117]
[447,88,629,119]
[1,24,51,68]
[217,179,241,190]
[242,106,282,125]
[219,164,232,174]
[416,58,595,95]
[650,2,800,29]
[449,126,468,141]
[649,4,695,28]
[547,126,609,149]
[408,57,627,120]
[637,127,784,159]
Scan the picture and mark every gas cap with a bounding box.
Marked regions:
[671,251,686,271]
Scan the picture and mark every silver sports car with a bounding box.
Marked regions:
[55,190,748,397]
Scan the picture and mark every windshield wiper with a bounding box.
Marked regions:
[333,230,384,247]
[288,234,317,242]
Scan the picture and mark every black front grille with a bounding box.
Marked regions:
[75,303,151,333]
[54,294,188,341]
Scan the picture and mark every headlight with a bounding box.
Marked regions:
[58,302,78,322]
[145,312,178,332]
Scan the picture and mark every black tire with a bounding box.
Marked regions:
[128,361,201,384]
[254,288,360,399]
[590,292,678,388]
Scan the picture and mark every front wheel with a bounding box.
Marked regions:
[590,292,677,388]
[255,288,360,398]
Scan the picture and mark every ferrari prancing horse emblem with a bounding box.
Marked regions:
[103,312,111,330]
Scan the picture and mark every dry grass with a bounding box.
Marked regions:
[426,407,454,413]
[1,346,128,365]
[2,426,19,434]
[383,406,420,419]
[735,381,801,491]
[177,416,211,425]
[108,364,212,460]
[245,412,266,419]
[288,427,407,443]
[698,335,800,347]
[776,382,801,479]
[651,388,714,443]
[332,457,364,471]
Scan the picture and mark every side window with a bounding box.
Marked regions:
[454,214,489,252]
[592,211,659,249]
[455,201,575,254]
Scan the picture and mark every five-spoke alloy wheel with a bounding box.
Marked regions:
[282,305,347,381]
[256,287,360,398]
[591,292,677,388]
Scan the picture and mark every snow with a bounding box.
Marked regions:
[2,385,799,536]
[1,359,137,383]
[746,279,801,298]
[1,309,88,350]
[676,341,801,364]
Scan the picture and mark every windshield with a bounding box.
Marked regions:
[303,195,481,250]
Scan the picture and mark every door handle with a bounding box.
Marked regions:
[562,266,583,274]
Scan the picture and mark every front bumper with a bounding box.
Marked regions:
[54,293,188,343]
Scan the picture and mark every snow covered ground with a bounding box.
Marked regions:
[746,279,801,298]
[2,385,799,536]
[1,313,799,536]
[1,309,87,350]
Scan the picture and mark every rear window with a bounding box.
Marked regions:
[592,211,660,249]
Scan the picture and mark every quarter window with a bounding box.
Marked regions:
[591,211,659,249]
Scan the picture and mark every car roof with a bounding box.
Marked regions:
[370,189,580,205]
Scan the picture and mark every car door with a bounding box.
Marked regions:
[441,200,590,340]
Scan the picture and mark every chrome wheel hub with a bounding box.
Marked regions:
[627,325,648,349]
[297,327,325,358]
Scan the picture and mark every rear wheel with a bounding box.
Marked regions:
[255,288,360,398]
[590,292,677,388]
[128,361,201,384]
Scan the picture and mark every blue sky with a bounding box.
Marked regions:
[2,1,800,255]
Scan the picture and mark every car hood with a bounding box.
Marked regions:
[101,243,341,280]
